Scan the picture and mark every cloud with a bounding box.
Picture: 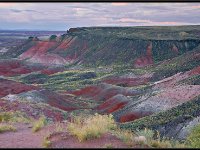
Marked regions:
[24,9,38,12]
[116,17,183,26]
[10,9,38,13]
[10,9,22,13]
[191,5,200,9]
[1,13,32,23]
[0,3,17,8]
[0,3,200,30]
[111,3,129,6]
[118,18,151,23]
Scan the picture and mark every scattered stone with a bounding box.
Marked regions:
[133,136,147,144]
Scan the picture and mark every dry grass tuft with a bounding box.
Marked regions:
[0,111,30,123]
[32,116,47,133]
[67,113,117,142]
[112,128,134,147]
[0,124,16,133]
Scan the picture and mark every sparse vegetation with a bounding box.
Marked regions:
[66,113,188,148]
[0,112,13,122]
[42,137,52,148]
[120,95,200,135]
[186,123,200,148]
[149,139,186,148]
[133,128,186,148]
[42,130,52,148]
[178,74,200,85]
[32,116,47,133]
[112,128,134,147]
[135,128,154,143]
[0,111,30,123]
[67,113,117,142]
[104,143,114,148]
[55,122,65,132]
[0,124,16,133]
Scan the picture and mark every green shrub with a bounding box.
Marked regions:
[186,123,200,148]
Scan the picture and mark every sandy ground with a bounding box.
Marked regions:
[0,122,131,148]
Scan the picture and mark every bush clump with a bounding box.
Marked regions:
[32,116,47,133]
[134,128,186,148]
[0,111,30,123]
[0,124,16,133]
[67,113,117,142]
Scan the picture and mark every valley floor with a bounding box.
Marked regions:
[0,122,136,148]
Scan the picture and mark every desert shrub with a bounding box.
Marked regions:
[135,128,154,142]
[67,113,117,142]
[186,123,200,148]
[104,143,114,148]
[42,130,52,148]
[49,35,57,41]
[0,124,16,133]
[149,138,186,148]
[42,136,52,148]
[179,31,188,37]
[0,111,30,123]
[134,129,186,148]
[0,112,13,122]
[55,122,65,132]
[32,116,47,133]
[112,128,134,146]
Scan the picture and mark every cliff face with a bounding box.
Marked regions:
[4,26,200,67]
[134,42,153,68]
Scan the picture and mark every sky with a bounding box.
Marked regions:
[0,2,200,31]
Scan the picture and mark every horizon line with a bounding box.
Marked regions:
[1,24,200,32]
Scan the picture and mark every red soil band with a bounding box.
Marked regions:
[102,77,149,87]
[97,98,118,110]
[119,113,141,123]
[106,101,128,113]
[0,60,30,76]
[48,101,77,111]
[70,86,102,98]
[54,37,75,51]
[19,41,68,65]
[119,112,152,123]
[0,59,45,76]
[0,79,38,98]
[20,41,57,59]
[172,44,179,54]
[134,42,153,68]
[134,56,153,68]
[0,99,65,122]
[188,66,200,76]
[40,68,63,75]
[95,90,120,101]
